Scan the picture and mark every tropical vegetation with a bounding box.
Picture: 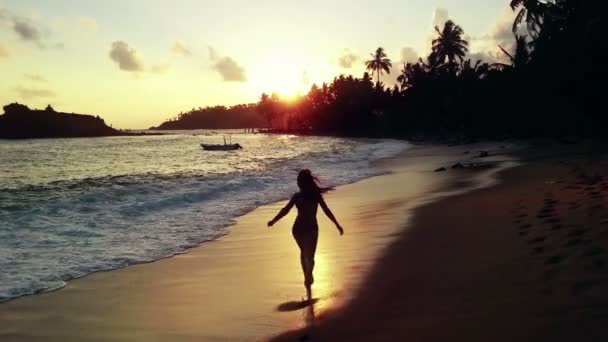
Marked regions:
[256,0,605,139]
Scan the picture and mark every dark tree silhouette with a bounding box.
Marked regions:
[365,47,392,87]
[510,0,548,37]
[142,1,608,141]
[431,20,469,69]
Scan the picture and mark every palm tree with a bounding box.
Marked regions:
[396,63,408,91]
[497,34,530,70]
[459,59,490,81]
[510,0,555,37]
[397,61,432,90]
[365,47,392,87]
[431,20,469,69]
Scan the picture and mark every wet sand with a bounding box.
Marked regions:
[0,144,490,341]
[271,141,608,341]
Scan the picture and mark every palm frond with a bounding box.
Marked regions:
[498,44,515,62]
[510,0,525,10]
[513,8,526,33]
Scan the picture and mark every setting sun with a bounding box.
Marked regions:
[248,48,311,99]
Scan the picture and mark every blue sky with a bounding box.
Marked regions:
[0,0,514,128]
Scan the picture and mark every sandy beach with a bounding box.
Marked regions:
[0,143,479,341]
[2,141,607,341]
[272,141,608,341]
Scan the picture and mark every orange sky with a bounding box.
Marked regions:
[0,0,514,128]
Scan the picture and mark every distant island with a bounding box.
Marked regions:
[150,104,265,130]
[0,103,154,139]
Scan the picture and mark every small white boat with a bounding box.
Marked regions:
[201,135,242,151]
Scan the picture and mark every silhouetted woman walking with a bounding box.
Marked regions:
[268,170,344,292]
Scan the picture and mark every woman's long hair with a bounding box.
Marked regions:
[297,169,333,195]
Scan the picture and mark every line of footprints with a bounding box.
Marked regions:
[511,180,608,296]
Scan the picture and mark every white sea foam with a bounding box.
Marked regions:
[0,133,410,302]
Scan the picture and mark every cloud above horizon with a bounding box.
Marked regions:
[338,49,358,68]
[0,8,63,49]
[400,47,419,64]
[172,41,192,56]
[208,47,246,82]
[0,43,10,58]
[213,57,247,82]
[421,8,451,55]
[149,64,170,74]
[208,46,218,60]
[14,85,56,99]
[13,19,41,41]
[78,16,98,32]
[468,8,519,63]
[24,73,48,82]
[109,40,144,72]
[431,8,450,30]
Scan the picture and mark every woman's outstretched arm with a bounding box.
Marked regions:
[268,196,295,227]
[319,195,344,235]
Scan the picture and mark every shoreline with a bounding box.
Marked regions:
[271,141,608,341]
[0,137,410,305]
[0,143,516,341]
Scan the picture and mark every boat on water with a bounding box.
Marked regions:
[201,143,242,151]
[201,135,242,151]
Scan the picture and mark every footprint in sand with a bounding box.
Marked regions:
[544,217,561,225]
[529,236,546,245]
[567,228,588,238]
[582,246,605,258]
[545,254,567,265]
[563,238,583,248]
[570,280,602,296]
[532,246,545,255]
[519,223,532,230]
[543,268,560,280]
[537,209,556,218]
[541,287,554,295]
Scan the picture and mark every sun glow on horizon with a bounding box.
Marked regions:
[247,47,332,100]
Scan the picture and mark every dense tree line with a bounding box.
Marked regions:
[258,0,607,139]
[151,104,265,130]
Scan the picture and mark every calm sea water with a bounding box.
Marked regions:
[0,131,409,302]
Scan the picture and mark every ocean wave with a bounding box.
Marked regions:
[0,136,409,302]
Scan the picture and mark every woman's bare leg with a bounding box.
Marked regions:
[294,229,318,291]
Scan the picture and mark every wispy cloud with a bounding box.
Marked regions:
[0,8,62,49]
[150,64,170,74]
[78,16,98,32]
[468,8,519,63]
[14,85,56,99]
[338,49,358,68]
[24,73,48,82]
[431,8,449,30]
[0,43,10,58]
[172,41,191,56]
[208,46,218,60]
[400,47,419,63]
